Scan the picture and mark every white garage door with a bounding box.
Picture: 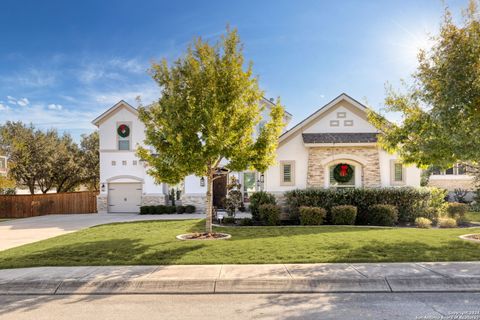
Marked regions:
[108,183,142,213]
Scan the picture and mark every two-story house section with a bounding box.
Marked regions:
[92,101,169,213]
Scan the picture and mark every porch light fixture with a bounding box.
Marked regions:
[259,173,265,183]
[200,177,205,187]
[101,183,106,192]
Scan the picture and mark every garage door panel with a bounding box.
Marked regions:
[108,183,142,213]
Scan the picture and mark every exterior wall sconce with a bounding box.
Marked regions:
[256,173,265,189]
[200,177,205,187]
[101,183,106,192]
[260,173,265,183]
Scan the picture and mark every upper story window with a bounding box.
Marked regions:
[117,123,131,151]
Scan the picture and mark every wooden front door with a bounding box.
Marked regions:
[212,174,228,209]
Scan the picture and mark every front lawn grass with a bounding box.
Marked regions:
[466,212,480,222]
[0,219,479,269]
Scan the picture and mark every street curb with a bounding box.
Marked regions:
[2,277,480,295]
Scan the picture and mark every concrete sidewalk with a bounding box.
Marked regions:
[1,262,480,294]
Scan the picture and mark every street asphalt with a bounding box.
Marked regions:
[1,292,479,319]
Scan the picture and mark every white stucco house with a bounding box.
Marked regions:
[93,93,421,213]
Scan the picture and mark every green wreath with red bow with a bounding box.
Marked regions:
[117,124,130,138]
[333,163,354,183]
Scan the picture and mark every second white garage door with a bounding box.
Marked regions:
[108,183,142,213]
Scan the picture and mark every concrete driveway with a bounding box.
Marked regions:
[0,213,207,251]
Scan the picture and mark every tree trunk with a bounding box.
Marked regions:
[205,173,213,234]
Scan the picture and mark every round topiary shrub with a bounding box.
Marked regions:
[299,206,326,225]
[331,205,357,225]
[184,205,196,213]
[259,203,281,226]
[415,217,432,229]
[446,202,468,218]
[176,205,185,214]
[368,204,398,226]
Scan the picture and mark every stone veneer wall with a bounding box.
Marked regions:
[180,194,207,213]
[97,195,108,213]
[307,146,381,188]
[141,195,168,206]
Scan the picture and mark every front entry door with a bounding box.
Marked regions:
[212,174,227,209]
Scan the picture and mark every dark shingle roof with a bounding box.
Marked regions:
[302,133,378,144]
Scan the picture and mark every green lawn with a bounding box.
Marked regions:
[0,219,479,269]
[466,212,480,222]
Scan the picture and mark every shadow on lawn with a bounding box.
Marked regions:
[0,238,205,269]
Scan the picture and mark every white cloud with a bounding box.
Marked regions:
[0,103,8,111]
[47,104,63,110]
[0,69,56,88]
[7,96,16,104]
[108,58,146,74]
[17,98,29,107]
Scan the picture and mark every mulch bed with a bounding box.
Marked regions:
[176,232,231,240]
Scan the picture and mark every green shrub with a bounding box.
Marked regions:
[455,215,469,227]
[331,205,357,225]
[184,205,196,213]
[176,205,185,214]
[368,204,398,226]
[439,217,457,228]
[249,192,276,221]
[418,207,440,225]
[285,187,436,224]
[222,217,236,224]
[299,206,326,225]
[259,204,281,226]
[165,206,176,214]
[239,218,253,226]
[139,206,149,215]
[415,217,432,229]
[446,202,469,218]
[154,205,166,214]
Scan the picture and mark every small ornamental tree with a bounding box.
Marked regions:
[137,29,285,233]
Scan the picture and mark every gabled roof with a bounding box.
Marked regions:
[91,100,138,127]
[279,93,371,143]
[261,96,293,118]
[302,132,378,144]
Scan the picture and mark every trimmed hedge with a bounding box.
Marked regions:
[259,204,281,226]
[285,187,438,224]
[369,204,398,226]
[250,192,277,221]
[331,205,357,225]
[139,205,185,215]
[185,205,196,213]
[299,206,326,225]
[176,205,185,214]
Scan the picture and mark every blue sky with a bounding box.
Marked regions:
[0,0,467,140]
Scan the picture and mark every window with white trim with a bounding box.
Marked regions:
[390,160,405,185]
[280,161,295,186]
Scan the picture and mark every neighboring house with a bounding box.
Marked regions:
[427,164,476,201]
[94,93,421,213]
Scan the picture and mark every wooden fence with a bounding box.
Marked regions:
[0,191,98,218]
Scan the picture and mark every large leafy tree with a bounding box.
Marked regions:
[80,131,100,192]
[0,122,100,193]
[138,29,285,233]
[368,1,480,177]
